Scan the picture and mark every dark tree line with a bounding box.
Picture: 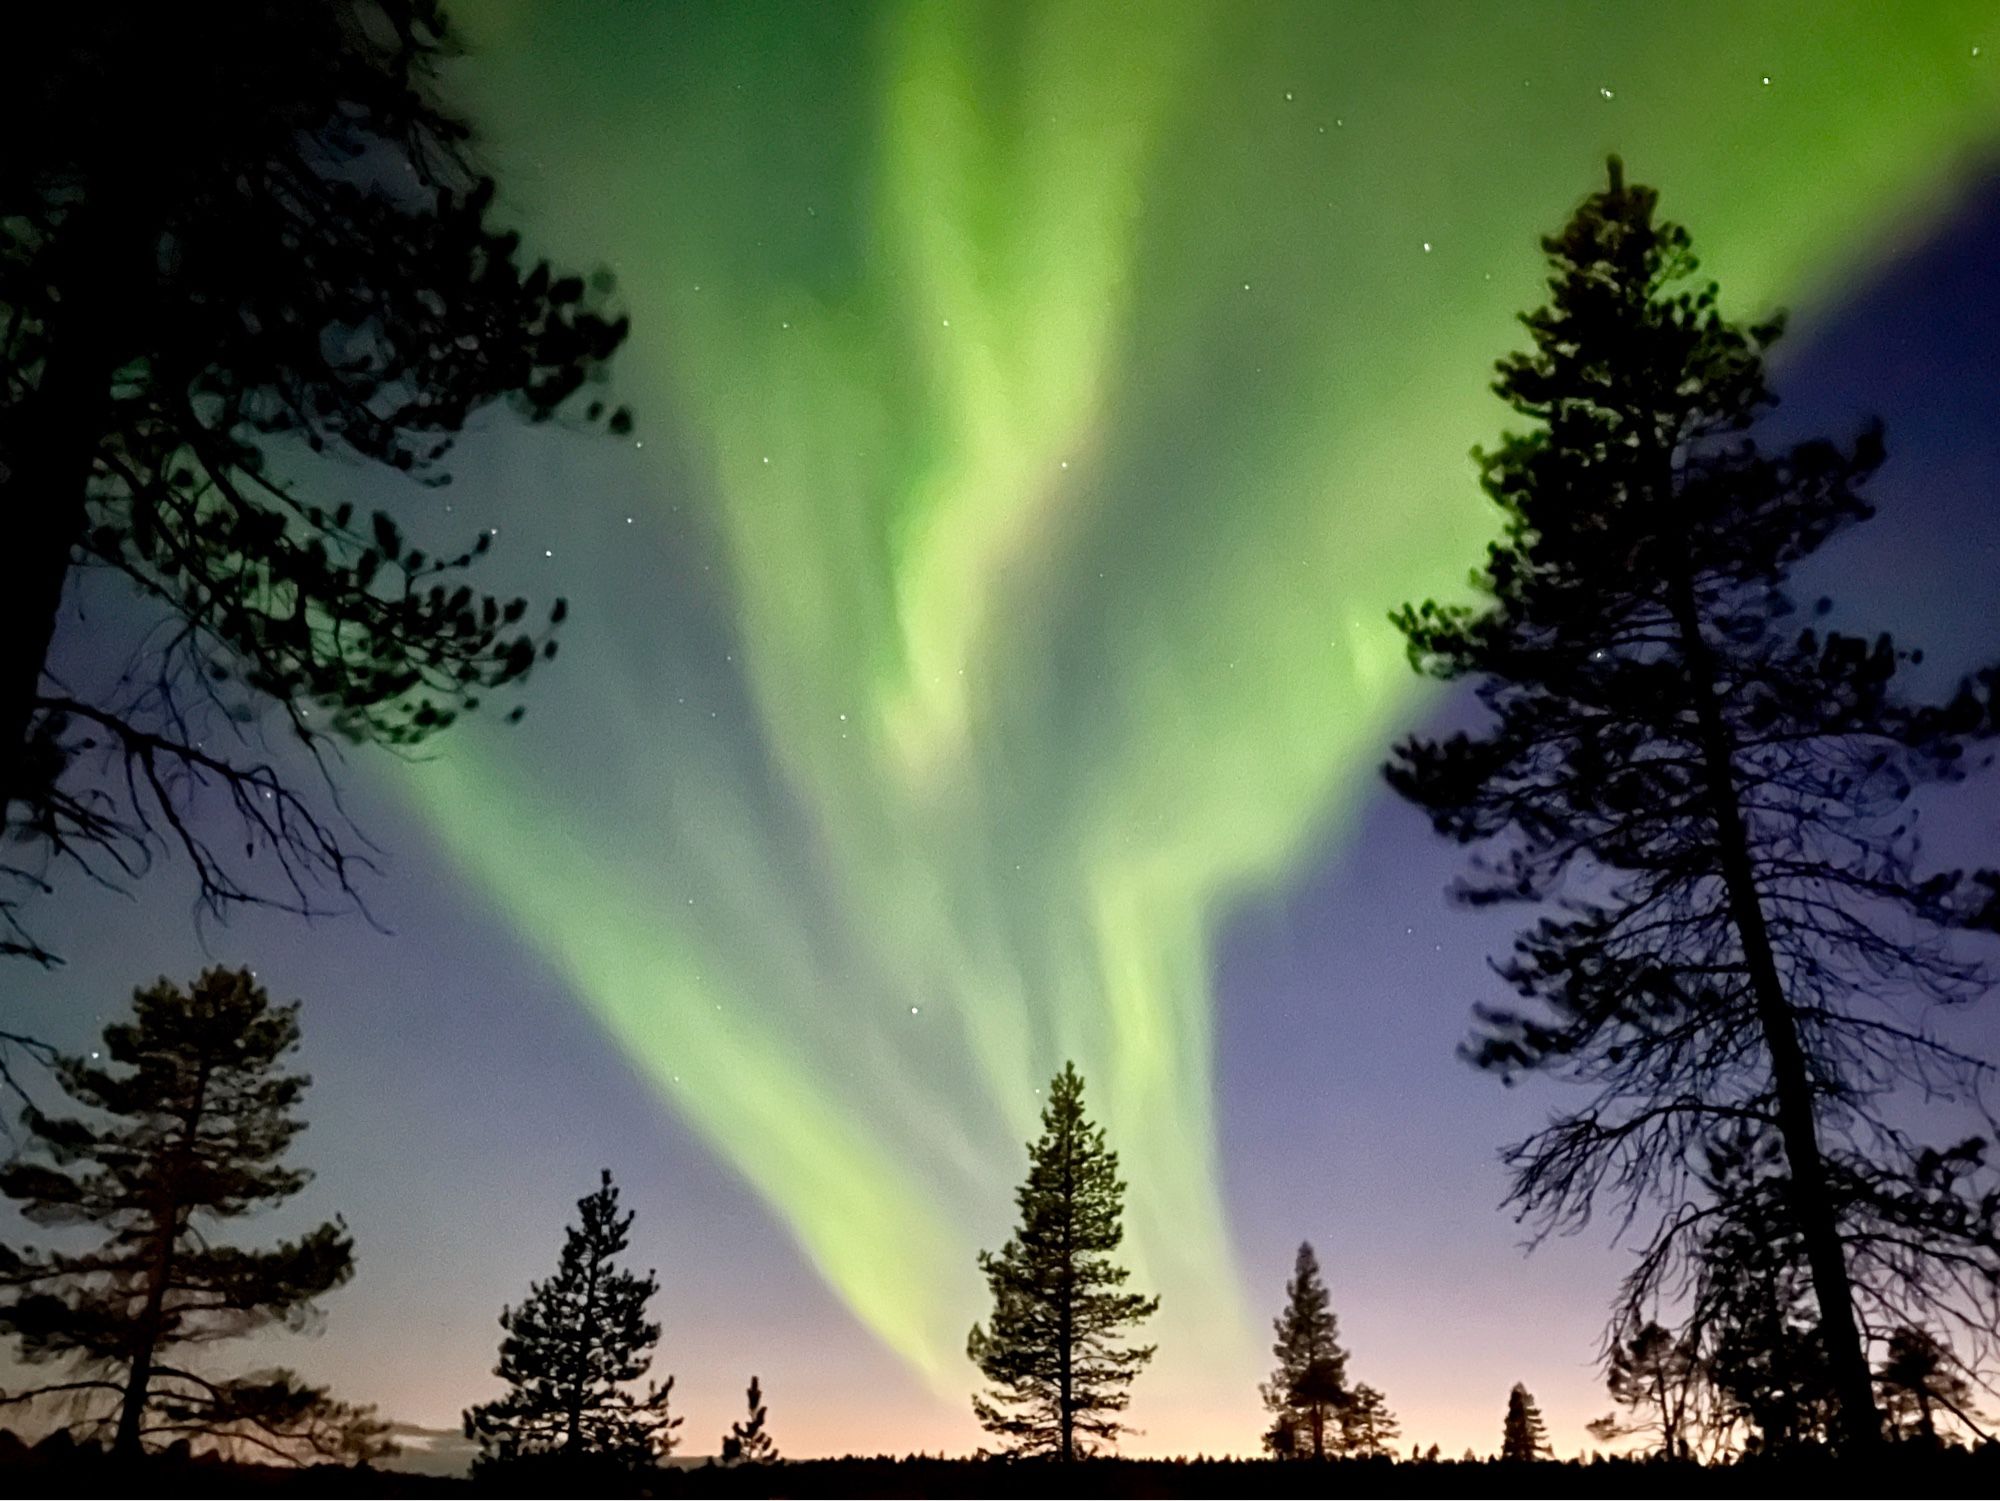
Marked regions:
[0,1,629,970]
[1388,157,2000,1454]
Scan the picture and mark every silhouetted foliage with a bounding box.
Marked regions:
[1501,1384,1552,1463]
[720,1375,778,1466]
[463,1171,679,1474]
[1588,1321,1699,1459]
[0,967,387,1464]
[0,2,632,965]
[1260,1409,1303,1461]
[1876,1326,1984,1448]
[1338,1384,1400,1459]
[1685,1132,1837,1455]
[1260,1241,1349,1460]
[968,1062,1159,1460]
[1386,156,2000,1452]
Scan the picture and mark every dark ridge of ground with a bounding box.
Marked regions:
[6,1448,2000,1500]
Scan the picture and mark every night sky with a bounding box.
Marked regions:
[9,0,2000,1468]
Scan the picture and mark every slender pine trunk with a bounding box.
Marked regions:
[1665,575,1881,1451]
[112,1058,208,1459]
[112,1220,172,1459]
[565,1254,600,1453]
[1058,1125,1075,1463]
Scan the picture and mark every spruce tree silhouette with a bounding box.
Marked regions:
[720,1375,779,1465]
[967,1062,1159,1460]
[1260,1241,1348,1459]
[1386,157,2000,1453]
[463,1171,680,1475]
[1501,1384,1552,1462]
[0,967,388,1463]
[0,3,631,965]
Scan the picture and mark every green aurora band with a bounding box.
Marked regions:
[397,0,2000,1426]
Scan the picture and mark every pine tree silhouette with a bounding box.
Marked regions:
[1387,156,2000,1453]
[720,1375,779,1464]
[1339,1384,1400,1458]
[463,1171,680,1473]
[0,967,388,1462]
[1260,1241,1349,1459]
[967,1062,1159,1459]
[1501,1383,1552,1462]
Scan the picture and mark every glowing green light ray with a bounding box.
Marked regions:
[411,0,2000,1437]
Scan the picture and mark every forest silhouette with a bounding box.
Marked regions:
[4,3,2000,1497]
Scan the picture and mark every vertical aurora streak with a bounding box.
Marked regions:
[392,0,2000,1437]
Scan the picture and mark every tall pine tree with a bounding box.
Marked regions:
[968,1062,1159,1460]
[1386,157,2000,1452]
[1260,1241,1349,1460]
[0,967,387,1463]
[463,1171,680,1473]
[1501,1383,1552,1462]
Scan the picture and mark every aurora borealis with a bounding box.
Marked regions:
[12,0,2000,1464]
[375,0,2000,1438]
